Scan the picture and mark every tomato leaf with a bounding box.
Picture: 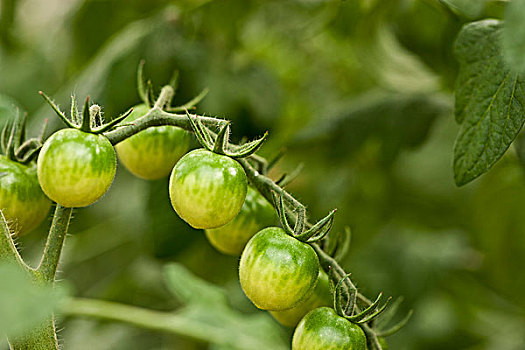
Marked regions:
[453,20,525,186]
[502,0,525,74]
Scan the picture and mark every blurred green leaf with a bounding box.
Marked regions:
[356,26,440,93]
[453,19,525,186]
[502,0,525,74]
[65,263,287,350]
[294,92,450,163]
[439,0,489,18]
[0,262,68,338]
[163,263,228,306]
[163,263,287,349]
[0,94,22,122]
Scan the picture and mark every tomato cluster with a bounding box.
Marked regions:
[1,86,381,349]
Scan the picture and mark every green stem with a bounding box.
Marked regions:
[63,298,284,350]
[104,109,219,145]
[8,318,59,350]
[153,86,175,109]
[0,210,31,271]
[37,205,73,282]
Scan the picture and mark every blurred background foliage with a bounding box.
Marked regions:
[1,0,524,349]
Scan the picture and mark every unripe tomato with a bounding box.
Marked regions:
[204,186,276,255]
[292,307,366,350]
[270,270,331,327]
[116,104,191,180]
[0,155,51,235]
[37,129,116,208]
[239,227,319,311]
[169,149,247,229]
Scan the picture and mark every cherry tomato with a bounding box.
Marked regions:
[37,129,116,207]
[239,227,319,311]
[0,155,51,235]
[169,148,247,229]
[292,307,366,350]
[116,104,191,180]
[204,186,276,255]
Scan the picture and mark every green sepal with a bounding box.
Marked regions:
[92,108,133,134]
[213,121,230,154]
[39,91,76,129]
[79,96,91,132]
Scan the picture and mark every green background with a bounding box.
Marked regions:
[1,0,523,349]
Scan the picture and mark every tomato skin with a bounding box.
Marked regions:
[169,149,247,229]
[37,128,116,208]
[270,270,332,327]
[204,186,276,255]
[292,307,366,350]
[116,104,191,180]
[239,227,319,311]
[0,156,51,235]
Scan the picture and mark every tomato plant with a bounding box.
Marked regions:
[169,148,248,229]
[239,226,320,311]
[37,128,116,208]
[0,155,51,235]
[204,186,276,255]
[116,104,191,180]
[292,307,367,350]
[270,269,331,327]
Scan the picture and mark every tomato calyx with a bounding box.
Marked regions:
[186,112,268,159]
[136,60,209,112]
[272,191,336,243]
[334,275,391,324]
[39,92,133,134]
[327,273,413,350]
[1,110,47,164]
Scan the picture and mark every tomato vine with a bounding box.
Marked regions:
[0,65,411,350]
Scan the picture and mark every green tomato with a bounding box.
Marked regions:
[292,307,367,350]
[116,104,191,180]
[204,186,276,255]
[169,148,247,229]
[270,269,332,327]
[37,128,116,208]
[0,156,51,235]
[239,227,319,311]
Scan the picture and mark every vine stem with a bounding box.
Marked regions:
[0,206,69,349]
[37,204,73,282]
[104,108,221,145]
[0,210,30,271]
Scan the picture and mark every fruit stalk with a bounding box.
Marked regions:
[37,204,73,282]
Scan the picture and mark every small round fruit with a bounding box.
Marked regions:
[292,307,366,350]
[169,149,247,229]
[270,270,332,327]
[37,128,116,207]
[205,186,276,255]
[239,227,319,311]
[116,104,191,180]
[0,155,51,235]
